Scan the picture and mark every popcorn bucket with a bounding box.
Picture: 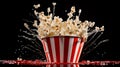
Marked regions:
[40,36,85,63]
[46,64,79,67]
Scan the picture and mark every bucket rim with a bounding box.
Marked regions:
[41,36,83,39]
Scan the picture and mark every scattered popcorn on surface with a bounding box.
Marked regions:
[31,3,104,41]
[17,57,22,61]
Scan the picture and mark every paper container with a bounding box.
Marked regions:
[41,36,85,63]
[46,64,79,67]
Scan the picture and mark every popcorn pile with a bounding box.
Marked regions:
[32,3,104,40]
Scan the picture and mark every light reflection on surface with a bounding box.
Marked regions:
[1,60,120,67]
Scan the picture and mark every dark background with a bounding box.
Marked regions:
[0,0,119,62]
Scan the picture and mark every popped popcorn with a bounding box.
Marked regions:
[33,4,40,9]
[31,3,104,41]
[52,2,56,6]
[47,7,51,15]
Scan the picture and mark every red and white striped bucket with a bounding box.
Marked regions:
[41,36,85,63]
[46,64,79,67]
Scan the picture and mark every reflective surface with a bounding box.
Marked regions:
[1,64,120,67]
[1,60,120,67]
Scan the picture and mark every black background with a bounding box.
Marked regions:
[0,0,119,62]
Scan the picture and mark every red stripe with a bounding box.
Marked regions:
[71,64,73,67]
[76,64,79,67]
[56,64,60,67]
[46,38,54,62]
[75,38,84,62]
[64,65,67,67]
[64,36,69,62]
[70,37,78,62]
[54,37,60,62]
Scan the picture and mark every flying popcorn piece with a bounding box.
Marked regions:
[34,10,38,16]
[71,6,76,13]
[100,26,104,31]
[47,7,51,15]
[67,13,73,19]
[33,20,38,28]
[89,22,95,27]
[52,2,56,18]
[52,2,56,6]
[95,26,100,32]
[33,4,40,9]
[79,9,82,17]
[24,23,29,30]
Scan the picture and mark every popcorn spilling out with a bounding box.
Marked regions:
[33,4,40,9]
[25,2,104,41]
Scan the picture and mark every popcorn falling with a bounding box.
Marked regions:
[31,2,104,41]
[33,4,40,9]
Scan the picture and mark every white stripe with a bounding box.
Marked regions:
[46,65,50,67]
[76,64,79,67]
[44,39,51,62]
[50,38,56,62]
[76,41,84,62]
[53,64,56,67]
[60,64,64,67]
[67,37,74,62]
[59,37,64,63]
[73,64,77,67]
[67,64,71,67]
[73,38,81,63]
